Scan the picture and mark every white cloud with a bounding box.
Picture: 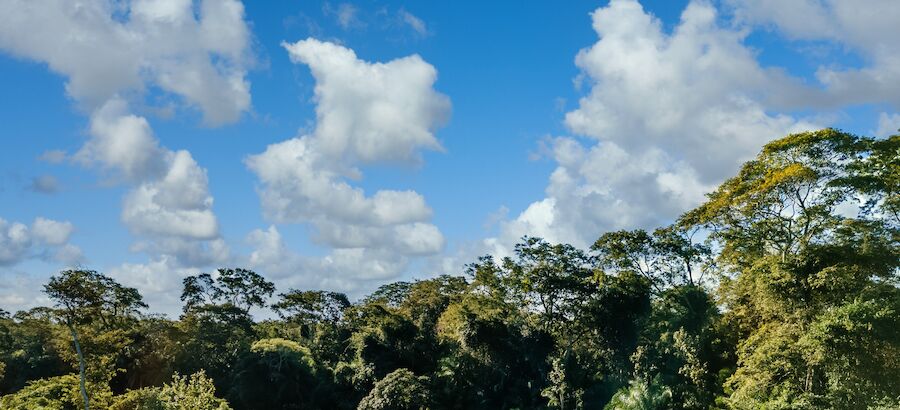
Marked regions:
[490,0,821,251]
[0,271,53,312]
[108,256,207,316]
[74,98,224,267]
[0,1,250,295]
[247,39,450,286]
[875,112,900,138]
[248,138,433,229]
[245,226,410,298]
[0,217,82,266]
[399,9,428,36]
[282,39,449,164]
[0,219,31,266]
[31,217,74,246]
[122,150,218,240]
[0,0,252,125]
[727,0,900,110]
[324,3,361,29]
[76,98,167,182]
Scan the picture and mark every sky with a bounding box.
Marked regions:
[0,0,898,316]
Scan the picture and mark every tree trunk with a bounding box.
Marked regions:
[67,320,90,410]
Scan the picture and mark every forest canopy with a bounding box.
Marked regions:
[1,129,898,409]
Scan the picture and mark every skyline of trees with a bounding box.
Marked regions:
[0,128,897,409]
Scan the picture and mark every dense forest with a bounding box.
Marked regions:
[0,129,898,409]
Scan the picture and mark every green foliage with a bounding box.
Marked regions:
[357,368,430,410]
[229,338,327,409]
[173,304,255,395]
[181,268,275,313]
[0,374,113,410]
[632,286,734,409]
[436,292,554,408]
[604,377,671,410]
[0,308,70,394]
[110,371,231,410]
[1,129,898,410]
[684,129,900,409]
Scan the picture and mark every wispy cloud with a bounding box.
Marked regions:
[399,9,428,36]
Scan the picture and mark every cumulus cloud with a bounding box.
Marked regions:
[76,98,168,182]
[245,226,408,297]
[0,0,252,125]
[492,0,821,250]
[727,0,900,110]
[247,39,450,287]
[0,0,250,307]
[0,217,82,266]
[31,217,74,246]
[108,256,208,316]
[122,150,219,241]
[73,98,223,263]
[0,220,31,266]
[282,39,449,164]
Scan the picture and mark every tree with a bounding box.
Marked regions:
[177,268,275,394]
[229,338,327,410]
[592,226,711,292]
[502,237,595,334]
[181,268,275,314]
[173,303,256,396]
[0,374,114,410]
[436,291,554,409]
[0,308,70,394]
[364,282,414,308]
[682,129,900,408]
[357,368,430,410]
[44,270,147,410]
[631,286,734,409]
[603,377,671,410]
[273,290,350,338]
[110,371,231,410]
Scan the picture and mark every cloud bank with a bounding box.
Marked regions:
[246,38,450,292]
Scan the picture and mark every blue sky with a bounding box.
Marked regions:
[1,0,898,314]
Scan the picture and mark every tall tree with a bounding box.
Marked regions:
[43,270,147,410]
[181,268,275,314]
[682,129,900,408]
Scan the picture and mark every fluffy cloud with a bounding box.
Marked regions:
[247,39,450,286]
[76,98,222,260]
[0,0,249,304]
[76,98,167,182]
[108,256,207,317]
[31,217,75,246]
[246,226,408,297]
[0,217,82,266]
[494,0,821,250]
[727,0,900,109]
[248,138,432,230]
[0,220,30,266]
[490,0,900,255]
[282,39,449,164]
[122,150,218,240]
[0,0,252,125]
